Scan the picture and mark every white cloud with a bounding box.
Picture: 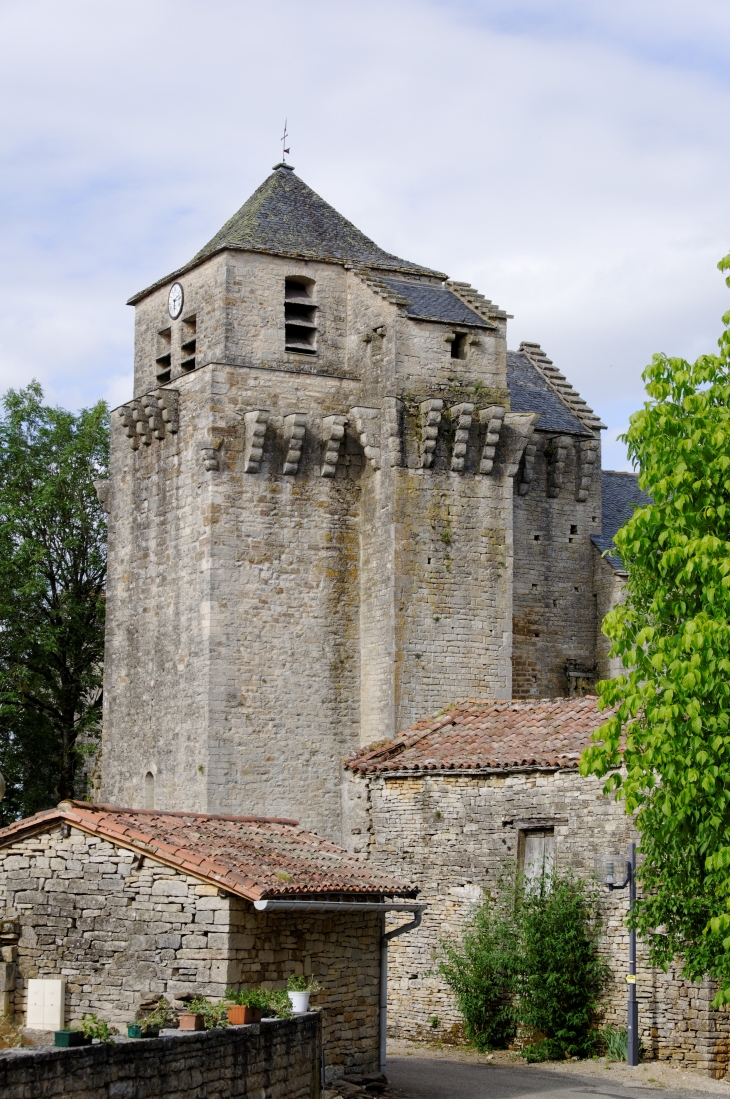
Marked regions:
[0,0,729,465]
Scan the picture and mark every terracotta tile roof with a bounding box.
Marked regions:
[345,697,609,774]
[0,803,416,901]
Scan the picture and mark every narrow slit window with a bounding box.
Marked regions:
[181,315,197,372]
[156,327,172,382]
[144,771,155,810]
[451,333,467,360]
[285,279,317,354]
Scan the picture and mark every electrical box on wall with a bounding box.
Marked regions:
[26,978,65,1030]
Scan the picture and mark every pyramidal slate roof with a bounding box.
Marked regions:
[129,164,443,304]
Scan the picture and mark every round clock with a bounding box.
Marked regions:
[168,282,184,319]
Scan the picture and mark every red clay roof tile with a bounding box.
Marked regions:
[0,802,415,901]
[345,697,610,774]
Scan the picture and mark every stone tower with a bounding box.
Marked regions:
[100,164,605,840]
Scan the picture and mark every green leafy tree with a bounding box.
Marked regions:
[580,253,730,1003]
[0,382,108,822]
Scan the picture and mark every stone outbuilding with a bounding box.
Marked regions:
[344,697,730,1078]
[0,801,420,1084]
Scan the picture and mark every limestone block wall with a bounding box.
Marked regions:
[350,767,730,1077]
[593,546,628,682]
[512,430,602,698]
[0,825,381,1081]
[0,1015,322,1099]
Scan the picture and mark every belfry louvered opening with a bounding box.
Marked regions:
[285,278,317,354]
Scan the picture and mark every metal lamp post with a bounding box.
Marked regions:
[595,843,638,1066]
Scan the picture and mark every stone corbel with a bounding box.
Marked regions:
[449,403,474,472]
[383,397,403,467]
[547,435,573,498]
[117,400,151,449]
[200,439,222,472]
[419,399,444,469]
[142,393,164,439]
[478,405,505,474]
[576,438,599,501]
[499,412,540,484]
[350,406,381,470]
[321,415,348,477]
[94,480,111,514]
[243,410,270,474]
[156,390,179,435]
[518,442,537,495]
[282,413,307,475]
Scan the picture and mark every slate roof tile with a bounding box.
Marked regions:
[379,278,493,328]
[0,804,415,901]
[593,470,652,571]
[507,351,590,435]
[129,166,443,304]
[346,697,610,774]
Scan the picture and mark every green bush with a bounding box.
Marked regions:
[438,871,519,1050]
[439,867,609,1058]
[603,1025,628,1061]
[517,874,610,1059]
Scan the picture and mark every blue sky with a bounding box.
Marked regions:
[1,0,729,469]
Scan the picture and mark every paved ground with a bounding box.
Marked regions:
[385,1056,718,1098]
[382,1043,730,1099]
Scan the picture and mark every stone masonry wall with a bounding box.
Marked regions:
[593,545,628,682]
[0,1014,321,1099]
[348,767,730,1077]
[512,430,602,698]
[0,825,380,1082]
[108,249,527,839]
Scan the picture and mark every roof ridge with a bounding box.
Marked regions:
[445,280,508,322]
[517,342,606,432]
[59,800,299,825]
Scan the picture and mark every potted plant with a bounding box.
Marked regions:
[54,1028,92,1048]
[128,996,176,1038]
[224,987,269,1025]
[177,996,229,1031]
[286,975,321,1014]
[55,1013,117,1047]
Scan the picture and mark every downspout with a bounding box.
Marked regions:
[380,907,425,1074]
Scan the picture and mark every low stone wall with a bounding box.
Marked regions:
[0,1014,321,1099]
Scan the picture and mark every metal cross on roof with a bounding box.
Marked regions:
[281,119,290,163]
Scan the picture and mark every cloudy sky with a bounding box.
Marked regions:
[1,1,729,469]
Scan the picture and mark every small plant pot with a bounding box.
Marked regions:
[54,1030,92,1048]
[127,1024,160,1039]
[178,1013,206,1031]
[287,991,311,1014]
[227,1005,262,1025]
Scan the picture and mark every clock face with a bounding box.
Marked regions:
[168,282,184,319]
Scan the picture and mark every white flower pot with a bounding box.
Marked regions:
[287,990,311,1014]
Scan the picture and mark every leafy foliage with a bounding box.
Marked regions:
[602,1025,628,1062]
[224,986,293,1015]
[285,975,321,993]
[517,874,609,1060]
[439,869,608,1057]
[580,254,730,1004]
[438,870,519,1050]
[135,996,177,1030]
[78,1013,118,1043]
[0,383,108,820]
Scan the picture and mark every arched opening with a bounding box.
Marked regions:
[144,771,155,810]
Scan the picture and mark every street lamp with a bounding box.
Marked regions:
[594,843,638,1067]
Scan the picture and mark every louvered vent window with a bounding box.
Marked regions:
[181,314,197,371]
[285,279,317,354]
[156,327,172,382]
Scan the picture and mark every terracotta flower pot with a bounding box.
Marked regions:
[227,1005,262,1025]
[178,1013,205,1031]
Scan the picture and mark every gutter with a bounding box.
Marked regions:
[381,908,425,1073]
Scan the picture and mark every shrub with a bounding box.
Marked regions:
[79,1014,118,1044]
[186,996,229,1029]
[439,867,609,1058]
[438,872,520,1050]
[517,873,609,1060]
[286,975,321,993]
[136,996,177,1030]
[603,1025,628,1062]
